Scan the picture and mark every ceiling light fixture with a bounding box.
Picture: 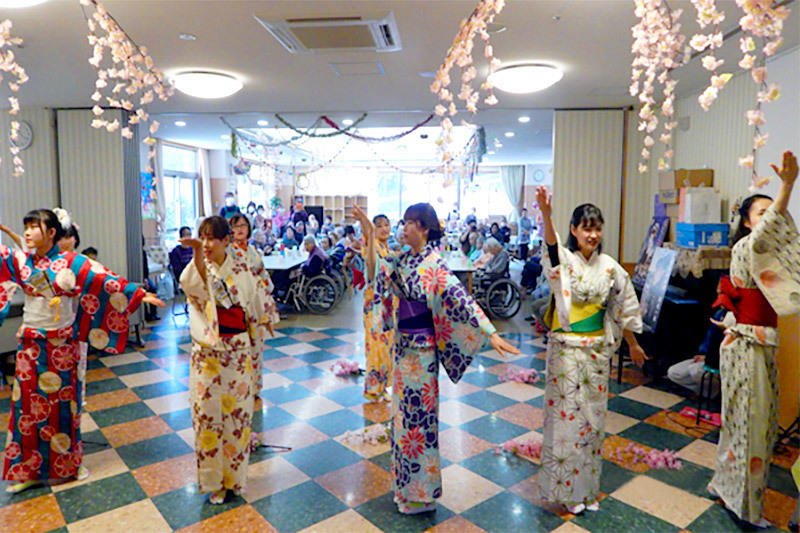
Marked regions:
[179,33,197,41]
[518,116,531,123]
[505,132,515,138]
[221,134,230,140]
[172,71,243,99]
[490,64,563,94]
[174,120,186,127]
[0,0,48,7]
[488,150,496,155]
[257,119,269,126]
[342,118,354,126]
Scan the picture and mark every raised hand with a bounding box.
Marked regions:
[770,150,798,186]
[180,237,203,250]
[351,205,374,237]
[535,186,552,219]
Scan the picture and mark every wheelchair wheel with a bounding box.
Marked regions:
[485,278,522,319]
[304,275,338,315]
[329,269,346,303]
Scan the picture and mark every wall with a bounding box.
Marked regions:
[0,108,59,238]
[521,164,553,216]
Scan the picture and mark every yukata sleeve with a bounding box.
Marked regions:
[248,245,274,293]
[179,260,221,348]
[70,254,146,354]
[747,205,800,315]
[541,236,573,331]
[0,244,22,326]
[606,261,643,347]
[366,253,397,332]
[422,253,496,383]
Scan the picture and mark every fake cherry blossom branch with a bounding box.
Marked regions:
[430,0,505,169]
[690,0,732,111]
[630,0,689,173]
[0,19,29,177]
[342,424,390,446]
[80,0,174,173]
[734,0,790,190]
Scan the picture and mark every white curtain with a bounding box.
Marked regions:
[197,148,212,217]
[153,138,167,237]
[500,165,524,223]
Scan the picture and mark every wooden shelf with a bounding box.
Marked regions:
[296,194,366,225]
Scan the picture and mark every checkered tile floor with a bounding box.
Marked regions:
[0,313,797,532]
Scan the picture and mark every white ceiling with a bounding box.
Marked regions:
[4,0,798,165]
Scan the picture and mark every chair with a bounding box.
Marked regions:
[696,364,721,424]
[168,263,189,322]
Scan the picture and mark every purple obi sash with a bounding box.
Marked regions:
[397,298,434,335]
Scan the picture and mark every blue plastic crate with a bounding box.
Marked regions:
[675,222,729,248]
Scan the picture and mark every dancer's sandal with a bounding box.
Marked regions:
[5,480,43,494]
[209,489,227,505]
[398,501,436,514]
[567,503,586,515]
[585,501,600,512]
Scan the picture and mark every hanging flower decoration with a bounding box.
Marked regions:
[690,0,732,112]
[430,0,505,168]
[733,0,790,190]
[630,0,689,173]
[79,0,174,173]
[0,19,29,177]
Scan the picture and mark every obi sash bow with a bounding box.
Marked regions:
[713,276,777,328]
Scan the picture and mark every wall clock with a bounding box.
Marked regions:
[9,120,33,151]
[533,169,545,182]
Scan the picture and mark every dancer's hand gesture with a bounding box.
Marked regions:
[490,333,521,357]
[770,150,798,186]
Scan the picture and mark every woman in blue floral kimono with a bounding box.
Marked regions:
[352,203,519,514]
[1,209,163,494]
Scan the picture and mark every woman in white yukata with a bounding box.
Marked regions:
[180,216,278,505]
[534,186,647,515]
[708,150,799,528]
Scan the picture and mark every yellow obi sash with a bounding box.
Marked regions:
[545,300,606,337]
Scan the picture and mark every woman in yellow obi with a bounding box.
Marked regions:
[362,214,396,401]
[535,187,647,515]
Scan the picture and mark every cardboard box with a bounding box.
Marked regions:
[658,189,679,204]
[676,222,729,248]
[658,169,714,189]
[680,187,721,224]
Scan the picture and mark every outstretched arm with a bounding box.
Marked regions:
[0,223,22,249]
[535,186,556,247]
[351,205,376,281]
[769,150,797,215]
[181,238,207,284]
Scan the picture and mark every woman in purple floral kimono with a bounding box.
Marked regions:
[352,203,519,514]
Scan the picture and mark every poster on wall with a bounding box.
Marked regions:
[639,247,678,333]
[140,172,157,220]
[633,216,670,286]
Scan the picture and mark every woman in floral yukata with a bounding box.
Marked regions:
[179,216,278,505]
[708,150,799,528]
[1,209,163,494]
[362,213,396,402]
[534,186,647,515]
[352,202,519,514]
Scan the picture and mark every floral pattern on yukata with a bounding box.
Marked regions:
[538,241,642,506]
[709,205,799,523]
[363,241,396,397]
[0,245,145,481]
[372,245,496,504]
[181,254,276,494]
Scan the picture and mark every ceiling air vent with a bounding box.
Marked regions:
[254,12,402,54]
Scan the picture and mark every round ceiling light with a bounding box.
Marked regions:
[518,116,531,123]
[257,119,269,126]
[174,120,186,127]
[342,118,354,126]
[490,64,563,94]
[0,0,48,7]
[172,71,243,99]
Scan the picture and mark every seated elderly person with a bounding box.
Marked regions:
[469,236,486,262]
[479,238,509,277]
[473,239,495,268]
[301,235,326,278]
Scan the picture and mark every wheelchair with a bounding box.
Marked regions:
[472,267,522,319]
[274,267,339,315]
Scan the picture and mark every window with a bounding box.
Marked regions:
[237,162,274,210]
[162,144,198,247]
[461,170,513,220]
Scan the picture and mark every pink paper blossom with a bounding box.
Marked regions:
[0,19,29,177]
[493,437,542,459]
[330,360,362,376]
[738,155,755,168]
[739,54,756,69]
[498,368,541,384]
[751,67,767,83]
[745,109,765,126]
[614,443,682,470]
[701,55,724,71]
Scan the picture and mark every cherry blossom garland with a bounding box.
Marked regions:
[690,0,732,112]
[497,368,541,384]
[330,359,363,376]
[734,0,790,190]
[430,0,505,167]
[0,19,29,177]
[614,442,682,470]
[630,0,689,173]
[80,0,173,174]
[342,424,390,446]
[493,437,542,459]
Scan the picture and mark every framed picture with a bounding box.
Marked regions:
[633,216,670,286]
[640,247,678,333]
[140,172,156,220]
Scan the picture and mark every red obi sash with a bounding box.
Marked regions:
[713,276,777,328]
[217,306,247,336]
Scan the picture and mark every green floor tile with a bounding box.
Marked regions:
[355,492,454,533]
[54,472,147,524]
[767,463,799,497]
[90,402,155,428]
[306,408,368,436]
[459,415,528,445]
[459,449,539,488]
[688,501,778,532]
[607,396,663,420]
[458,390,518,412]
[0,480,52,507]
[283,440,363,478]
[571,496,680,533]
[251,480,347,532]
[369,451,392,473]
[645,460,715,498]
[599,459,639,494]
[461,491,564,532]
[116,432,193,470]
[152,483,246,530]
[85,377,127,396]
[618,422,694,451]
[109,360,161,376]
[131,379,188,400]
[160,408,193,431]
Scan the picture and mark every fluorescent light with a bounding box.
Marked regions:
[342,119,354,126]
[490,64,563,94]
[0,0,48,6]
[488,150,496,155]
[221,134,230,140]
[174,121,186,127]
[257,119,269,126]
[505,132,515,138]
[179,33,197,41]
[172,71,243,99]
[518,116,531,123]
